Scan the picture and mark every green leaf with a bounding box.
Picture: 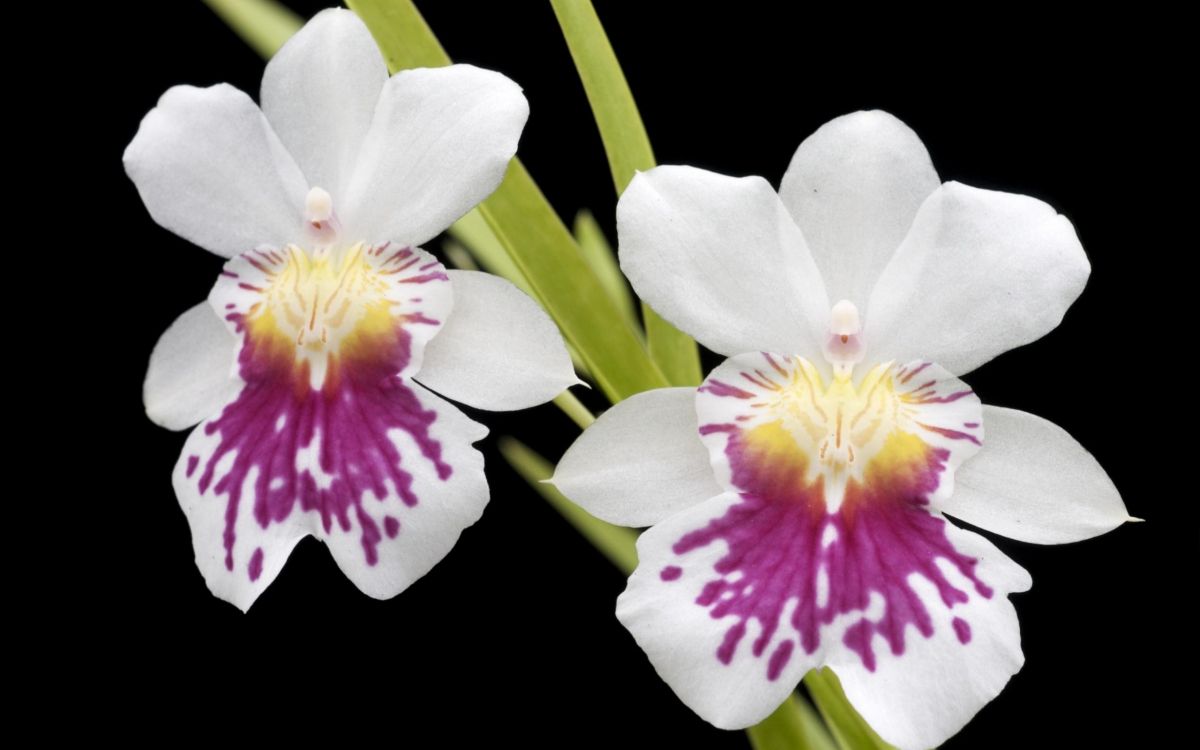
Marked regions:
[573,209,638,330]
[748,693,839,750]
[552,391,597,431]
[804,669,898,750]
[499,438,637,575]
[547,0,653,192]
[202,0,301,58]
[345,0,451,68]
[447,208,533,297]
[347,0,667,403]
[550,0,701,387]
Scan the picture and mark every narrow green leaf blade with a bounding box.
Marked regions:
[499,438,637,574]
[345,0,451,68]
[574,209,638,329]
[202,0,301,58]
[548,0,653,191]
[552,391,597,431]
[447,208,533,297]
[550,0,701,387]
[643,306,702,386]
[748,693,839,750]
[348,0,667,403]
[804,669,898,750]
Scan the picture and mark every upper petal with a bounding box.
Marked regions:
[865,181,1090,376]
[552,387,723,527]
[339,65,529,247]
[416,270,577,411]
[144,301,242,431]
[617,166,830,359]
[260,8,387,199]
[123,84,308,258]
[939,405,1132,544]
[778,110,940,308]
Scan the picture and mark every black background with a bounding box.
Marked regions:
[71,1,1192,746]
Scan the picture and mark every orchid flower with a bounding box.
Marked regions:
[126,9,576,612]
[552,111,1134,749]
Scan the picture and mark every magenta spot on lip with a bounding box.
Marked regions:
[660,565,682,581]
[186,455,199,478]
[963,421,980,428]
[698,380,757,399]
[399,271,450,284]
[767,640,795,680]
[384,516,400,539]
[898,361,931,384]
[919,422,982,446]
[676,424,990,675]
[193,303,452,575]
[248,547,264,582]
[952,617,972,644]
[910,388,974,405]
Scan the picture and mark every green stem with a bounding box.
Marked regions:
[201,0,300,57]
[499,437,636,574]
[553,391,596,430]
[748,693,839,750]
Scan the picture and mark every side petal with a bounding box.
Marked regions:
[940,405,1131,544]
[144,302,241,431]
[551,388,722,527]
[865,182,1090,376]
[260,8,386,199]
[324,383,489,600]
[415,270,577,411]
[123,84,308,258]
[778,110,940,308]
[340,65,529,247]
[831,520,1031,750]
[618,166,830,359]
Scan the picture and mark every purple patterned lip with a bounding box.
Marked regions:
[672,353,990,679]
[183,243,455,583]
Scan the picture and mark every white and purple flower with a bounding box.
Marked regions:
[552,111,1134,749]
[128,9,576,611]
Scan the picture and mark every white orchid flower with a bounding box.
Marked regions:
[552,110,1134,750]
[127,9,576,612]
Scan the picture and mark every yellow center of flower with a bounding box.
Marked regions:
[245,242,399,388]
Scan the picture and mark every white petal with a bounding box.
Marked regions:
[619,494,1031,747]
[552,388,722,526]
[416,270,576,411]
[144,302,241,431]
[831,520,1031,750]
[865,182,1090,376]
[778,110,940,308]
[340,65,529,247]
[325,383,490,600]
[173,369,486,611]
[618,166,830,359]
[940,406,1131,544]
[123,84,308,258]
[260,8,386,199]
